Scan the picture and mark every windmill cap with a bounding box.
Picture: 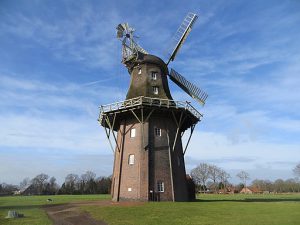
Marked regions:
[131,53,169,75]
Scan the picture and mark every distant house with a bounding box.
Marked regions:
[240,187,262,194]
[219,185,239,194]
[13,190,21,195]
[17,184,38,195]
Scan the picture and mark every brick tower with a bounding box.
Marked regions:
[98,13,207,201]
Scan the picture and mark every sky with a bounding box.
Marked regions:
[0,0,300,185]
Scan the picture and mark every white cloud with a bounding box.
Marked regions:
[184,130,300,182]
[0,5,122,69]
[0,74,123,153]
[186,131,300,162]
[0,114,109,153]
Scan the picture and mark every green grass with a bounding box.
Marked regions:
[1,194,300,225]
[0,194,109,225]
[83,194,300,225]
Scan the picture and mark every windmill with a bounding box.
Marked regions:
[99,12,207,202]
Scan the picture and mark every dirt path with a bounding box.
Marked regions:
[44,200,144,225]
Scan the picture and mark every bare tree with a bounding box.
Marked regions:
[285,178,297,192]
[191,163,210,192]
[85,171,96,180]
[293,163,300,178]
[31,173,49,195]
[219,169,231,190]
[0,183,18,195]
[48,177,59,194]
[274,179,285,193]
[19,177,31,189]
[236,171,250,189]
[80,171,97,194]
[64,174,80,194]
[208,165,221,193]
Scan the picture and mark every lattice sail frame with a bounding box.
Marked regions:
[165,12,198,65]
[169,69,208,105]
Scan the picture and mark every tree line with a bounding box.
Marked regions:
[0,171,111,196]
[1,163,300,196]
[251,178,300,193]
[190,163,231,192]
[190,162,300,193]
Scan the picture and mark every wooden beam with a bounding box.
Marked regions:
[165,127,175,202]
[105,115,121,152]
[130,109,142,123]
[141,108,144,150]
[183,124,195,155]
[171,111,179,127]
[117,120,126,201]
[103,126,115,153]
[172,111,185,152]
[144,109,155,122]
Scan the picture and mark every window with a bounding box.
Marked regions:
[130,128,136,138]
[155,128,161,137]
[128,187,132,192]
[151,72,157,80]
[153,86,159,95]
[128,154,135,165]
[157,181,164,192]
[138,68,142,74]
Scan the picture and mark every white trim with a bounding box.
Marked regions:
[155,127,161,136]
[151,72,157,80]
[128,154,135,165]
[130,128,136,138]
[152,86,159,95]
[157,181,164,192]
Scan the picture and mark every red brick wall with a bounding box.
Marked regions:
[112,110,189,202]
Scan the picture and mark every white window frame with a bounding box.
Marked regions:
[157,181,164,192]
[151,72,157,80]
[153,86,159,95]
[128,154,135,165]
[155,127,161,137]
[130,128,136,138]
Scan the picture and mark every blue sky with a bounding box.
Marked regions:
[0,0,299,185]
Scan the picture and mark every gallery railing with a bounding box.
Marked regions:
[99,96,202,120]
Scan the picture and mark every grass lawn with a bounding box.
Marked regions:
[83,194,300,225]
[0,194,110,225]
[0,194,299,225]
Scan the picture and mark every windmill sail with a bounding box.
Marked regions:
[116,23,148,65]
[116,24,126,38]
[169,68,208,105]
[165,13,198,65]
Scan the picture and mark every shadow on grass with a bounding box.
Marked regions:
[196,198,300,203]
